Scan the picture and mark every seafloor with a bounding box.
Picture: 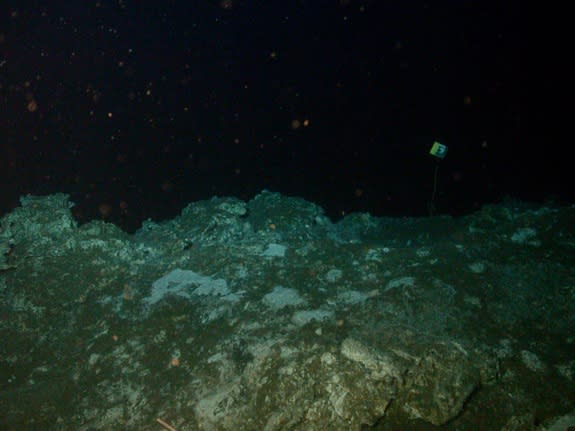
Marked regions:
[1,191,574,430]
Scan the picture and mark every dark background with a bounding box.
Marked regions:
[0,1,558,232]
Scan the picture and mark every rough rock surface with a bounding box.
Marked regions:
[1,192,574,430]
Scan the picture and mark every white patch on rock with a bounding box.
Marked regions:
[291,309,334,326]
[145,269,238,306]
[261,243,287,257]
[262,286,306,309]
[520,350,546,372]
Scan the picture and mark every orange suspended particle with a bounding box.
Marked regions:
[161,180,174,192]
[27,99,38,112]
[220,0,233,9]
[290,119,301,129]
[269,223,276,230]
[122,283,133,300]
[98,203,113,218]
[170,357,180,367]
